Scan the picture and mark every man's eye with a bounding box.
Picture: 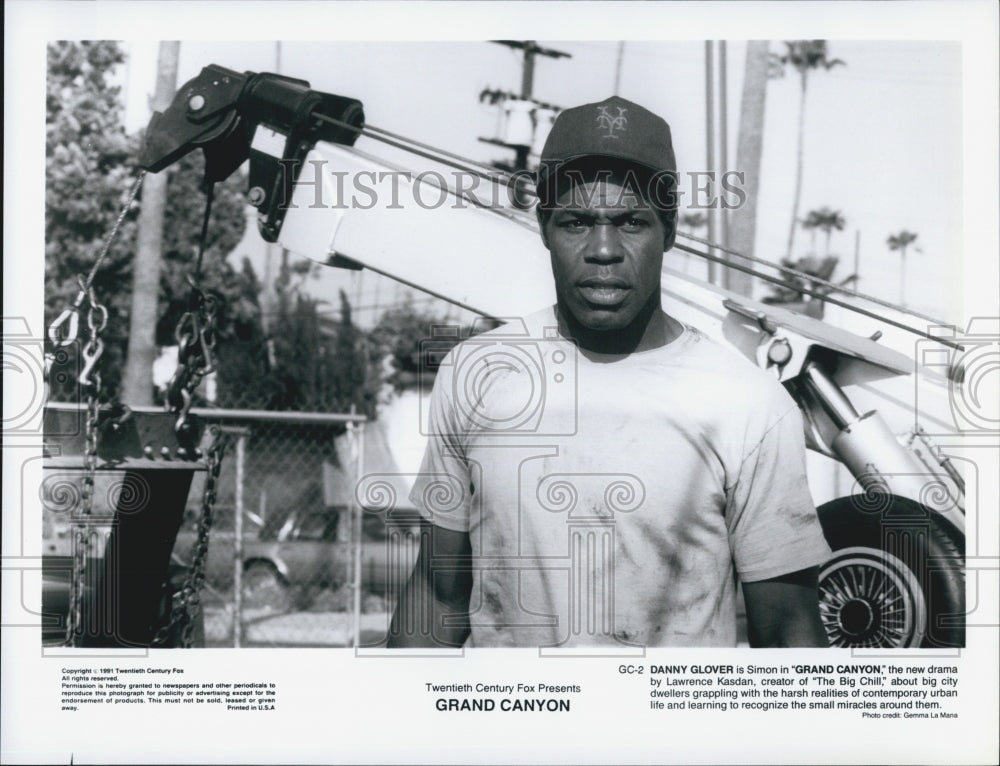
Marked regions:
[559,218,590,230]
[620,216,649,230]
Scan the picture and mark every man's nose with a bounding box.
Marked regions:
[585,223,624,262]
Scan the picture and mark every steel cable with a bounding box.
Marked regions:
[310,113,962,347]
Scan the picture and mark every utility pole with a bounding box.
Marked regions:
[703,40,736,289]
[122,40,180,405]
[704,41,717,285]
[727,41,771,297]
[490,41,571,171]
[718,41,729,261]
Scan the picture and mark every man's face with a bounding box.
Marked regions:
[539,176,667,332]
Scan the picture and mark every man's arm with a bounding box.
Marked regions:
[387,523,472,648]
[742,566,828,647]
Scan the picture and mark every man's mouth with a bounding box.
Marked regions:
[578,278,631,306]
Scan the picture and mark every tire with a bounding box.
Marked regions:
[242,561,291,613]
[816,494,964,648]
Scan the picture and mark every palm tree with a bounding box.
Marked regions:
[887,230,920,306]
[802,206,846,255]
[774,41,845,261]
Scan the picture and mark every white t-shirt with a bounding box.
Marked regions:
[410,307,831,647]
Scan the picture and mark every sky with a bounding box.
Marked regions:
[117,37,965,327]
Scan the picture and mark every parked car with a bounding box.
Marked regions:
[172,507,422,612]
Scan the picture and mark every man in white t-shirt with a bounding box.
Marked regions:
[388,96,831,648]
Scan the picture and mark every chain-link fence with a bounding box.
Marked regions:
[170,408,421,648]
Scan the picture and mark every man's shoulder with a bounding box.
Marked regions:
[673,326,795,413]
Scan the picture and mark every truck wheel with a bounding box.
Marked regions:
[816,494,964,648]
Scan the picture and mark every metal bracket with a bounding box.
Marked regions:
[138,64,366,242]
[722,298,777,335]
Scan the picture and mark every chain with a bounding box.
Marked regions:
[151,183,225,646]
[46,173,145,382]
[65,283,108,646]
[166,180,219,435]
[143,177,224,647]
[52,171,225,647]
[153,284,222,646]
[54,173,142,646]
[152,428,226,647]
[166,281,219,436]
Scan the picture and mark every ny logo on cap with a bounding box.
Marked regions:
[596,105,628,139]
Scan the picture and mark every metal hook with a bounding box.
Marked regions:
[48,289,87,347]
[48,307,81,347]
[196,324,216,376]
[78,338,105,389]
[175,311,198,345]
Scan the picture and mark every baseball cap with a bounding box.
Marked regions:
[536,95,677,207]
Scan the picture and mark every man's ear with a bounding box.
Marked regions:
[663,228,676,252]
[536,205,551,250]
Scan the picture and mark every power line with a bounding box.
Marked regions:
[305,107,961,344]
